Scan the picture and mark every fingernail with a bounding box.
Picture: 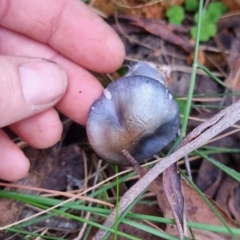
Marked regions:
[19,61,67,105]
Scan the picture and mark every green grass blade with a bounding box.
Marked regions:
[180,170,237,240]
[197,63,238,92]
[196,150,240,181]
[181,0,204,137]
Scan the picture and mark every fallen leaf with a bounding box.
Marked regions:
[0,144,60,226]
[118,15,194,53]
[228,184,240,222]
[220,1,240,12]
[218,12,240,32]
[186,49,205,65]
[163,164,187,239]
[196,137,235,197]
[216,175,240,223]
[0,144,84,227]
[131,159,239,239]
[44,145,84,191]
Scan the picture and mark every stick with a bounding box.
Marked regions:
[93,99,240,239]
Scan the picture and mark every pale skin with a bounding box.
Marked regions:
[0,0,125,181]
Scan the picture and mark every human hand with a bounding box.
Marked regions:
[0,0,125,181]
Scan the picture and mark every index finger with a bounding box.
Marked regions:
[0,0,125,72]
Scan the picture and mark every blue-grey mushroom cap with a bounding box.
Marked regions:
[125,62,169,86]
[86,75,180,165]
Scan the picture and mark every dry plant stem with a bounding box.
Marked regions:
[113,0,163,9]
[0,183,113,207]
[94,99,240,239]
[184,155,192,181]
[74,160,102,240]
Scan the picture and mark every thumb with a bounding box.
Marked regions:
[0,56,67,127]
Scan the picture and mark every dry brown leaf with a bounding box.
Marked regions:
[119,15,194,53]
[0,144,84,227]
[93,0,184,19]
[93,0,165,19]
[218,12,240,31]
[134,165,240,239]
[92,0,114,17]
[196,137,235,198]
[0,144,60,226]
[221,0,240,11]
[141,4,165,19]
[228,184,240,222]
[161,0,184,8]
[44,145,84,191]
[216,175,240,223]
[163,164,187,239]
[186,49,205,65]
[182,181,239,240]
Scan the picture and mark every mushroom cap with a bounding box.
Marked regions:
[86,75,179,165]
[125,62,170,86]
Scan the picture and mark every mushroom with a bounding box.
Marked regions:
[125,62,171,87]
[86,64,180,165]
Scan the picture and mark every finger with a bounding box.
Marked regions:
[0,129,30,181]
[10,108,62,149]
[0,0,125,72]
[0,28,103,125]
[0,56,67,127]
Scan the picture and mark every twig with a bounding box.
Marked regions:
[93,99,240,239]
